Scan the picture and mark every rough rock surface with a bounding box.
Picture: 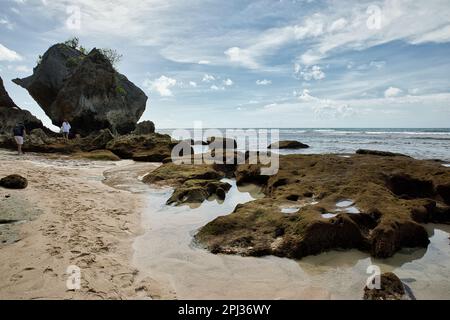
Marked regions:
[106,133,176,162]
[13,44,147,135]
[363,272,413,300]
[207,137,238,149]
[81,129,115,151]
[132,121,155,135]
[143,162,228,205]
[0,174,28,189]
[196,154,450,259]
[166,180,232,206]
[268,140,309,149]
[73,150,121,161]
[0,76,44,134]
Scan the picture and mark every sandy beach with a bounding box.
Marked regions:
[0,149,168,299]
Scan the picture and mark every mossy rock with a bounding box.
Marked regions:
[196,154,450,259]
[74,150,120,161]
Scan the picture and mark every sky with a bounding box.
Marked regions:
[0,0,450,130]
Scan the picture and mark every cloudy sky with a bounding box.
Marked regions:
[1,0,450,129]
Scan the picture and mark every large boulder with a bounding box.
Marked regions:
[13,44,147,136]
[0,75,44,134]
[80,129,115,151]
[106,133,175,162]
[132,121,155,135]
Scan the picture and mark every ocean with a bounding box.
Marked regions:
[157,128,450,162]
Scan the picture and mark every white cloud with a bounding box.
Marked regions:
[295,64,325,81]
[143,75,177,97]
[198,60,210,65]
[189,81,197,87]
[0,17,14,30]
[384,86,403,98]
[14,0,450,71]
[296,89,354,118]
[296,0,450,64]
[223,78,233,86]
[224,47,259,69]
[202,74,215,82]
[256,79,272,85]
[0,43,22,61]
[299,50,322,65]
[263,103,278,109]
[210,85,225,91]
[224,15,324,69]
[328,18,347,33]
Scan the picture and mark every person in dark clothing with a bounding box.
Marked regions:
[13,122,26,155]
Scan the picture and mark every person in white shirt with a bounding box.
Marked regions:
[61,120,71,141]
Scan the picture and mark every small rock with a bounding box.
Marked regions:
[0,174,28,189]
[268,140,309,149]
[363,272,413,300]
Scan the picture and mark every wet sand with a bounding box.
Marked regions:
[0,149,167,299]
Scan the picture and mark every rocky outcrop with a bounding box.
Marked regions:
[143,162,228,205]
[13,44,147,136]
[196,154,450,259]
[0,174,28,189]
[356,149,409,157]
[363,272,414,300]
[0,75,44,134]
[268,140,309,149]
[106,133,175,162]
[132,121,155,135]
[73,150,120,161]
[80,129,115,152]
[207,137,238,149]
[0,128,77,154]
[166,180,232,206]
[143,162,224,185]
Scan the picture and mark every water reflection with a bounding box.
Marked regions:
[132,174,450,299]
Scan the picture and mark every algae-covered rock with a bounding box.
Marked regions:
[363,272,413,300]
[196,154,450,259]
[106,133,175,162]
[166,180,232,206]
[143,162,229,205]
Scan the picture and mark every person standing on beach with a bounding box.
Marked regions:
[13,122,26,155]
[61,119,71,142]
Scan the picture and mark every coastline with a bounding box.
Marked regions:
[0,149,165,299]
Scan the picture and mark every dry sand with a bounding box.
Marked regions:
[0,149,170,299]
